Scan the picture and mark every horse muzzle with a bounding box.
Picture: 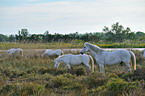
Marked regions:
[80,52,84,54]
[54,66,58,68]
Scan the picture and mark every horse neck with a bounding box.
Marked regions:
[89,50,97,57]
[88,44,103,54]
[56,56,64,63]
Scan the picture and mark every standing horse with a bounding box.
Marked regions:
[54,54,94,72]
[81,42,136,73]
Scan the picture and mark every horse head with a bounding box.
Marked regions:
[81,42,90,54]
[54,60,59,68]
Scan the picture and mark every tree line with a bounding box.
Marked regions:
[0,22,145,43]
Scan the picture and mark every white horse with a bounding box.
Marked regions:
[54,54,94,72]
[7,48,23,57]
[41,49,63,58]
[81,42,136,73]
[143,49,145,58]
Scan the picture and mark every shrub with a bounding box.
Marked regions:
[19,74,38,82]
[38,67,48,74]
[0,84,20,96]
[41,73,53,81]
[38,67,67,75]
[122,68,145,81]
[63,82,85,90]
[2,68,13,77]
[18,71,27,77]
[99,78,139,96]
[26,66,40,74]
[75,72,108,89]
[86,72,108,89]
[45,74,76,88]
[21,82,45,96]
[0,76,5,86]
[69,67,87,76]
[109,71,126,78]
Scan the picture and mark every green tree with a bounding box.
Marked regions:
[0,34,8,42]
[103,22,134,42]
[137,34,145,42]
[9,35,16,42]
[135,31,144,39]
[21,29,29,39]
[16,29,29,41]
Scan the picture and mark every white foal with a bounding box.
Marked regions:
[54,54,94,72]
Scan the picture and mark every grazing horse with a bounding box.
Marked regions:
[7,48,23,57]
[41,49,63,58]
[81,42,136,73]
[54,54,94,72]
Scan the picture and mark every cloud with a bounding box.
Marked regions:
[0,0,145,35]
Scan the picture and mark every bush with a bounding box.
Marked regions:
[99,78,139,96]
[45,74,76,88]
[69,67,87,76]
[85,72,108,89]
[21,83,45,96]
[122,68,145,81]
[74,72,108,90]
[38,67,67,75]
[0,84,20,96]
[41,73,53,81]
[26,66,40,74]
[63,82,85,90]
[109,71,126,78]
[2,68,13,77]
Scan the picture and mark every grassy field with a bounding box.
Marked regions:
[0,40,145,50]
[0,42,145,96]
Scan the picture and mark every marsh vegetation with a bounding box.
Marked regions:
[0,42,145,96]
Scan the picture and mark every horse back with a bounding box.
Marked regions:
[98,50,130,65]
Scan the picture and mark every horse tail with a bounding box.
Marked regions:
[89,55,94,72]
[129,51,136,70]
[19,49,23,57]
[61,50,64,55]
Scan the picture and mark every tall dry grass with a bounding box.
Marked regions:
[0,41,145,50]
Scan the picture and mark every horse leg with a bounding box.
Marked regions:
[125,63,132,72]
[67,64,71,69]
[66,64,71,73]
[99,64,104,73]
[64,65,68,69]
[83,63,91,74]
[85,64,91,71]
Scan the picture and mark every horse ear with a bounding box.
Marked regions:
[85,42,89,45]
[85,42,90,46]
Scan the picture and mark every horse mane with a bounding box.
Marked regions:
[85,42,104,53]
[57,54,71,58]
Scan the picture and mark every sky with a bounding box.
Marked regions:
[0,0,145,35]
